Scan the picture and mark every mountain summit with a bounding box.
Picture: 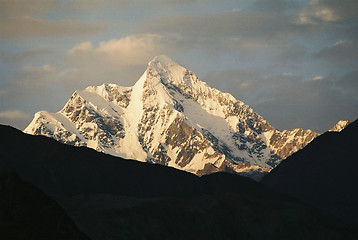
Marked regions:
[24,55,317,178]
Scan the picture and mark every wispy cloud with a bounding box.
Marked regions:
[63,34,182,86]
[296,0,358,25]
[12,64,56,89]
[203,68,358,131]
[0,16,104,39]
[132,10,303,51]
[0,49,52,65]
[0,0,56,18]
[67,34,171,64]
[0,110,31,120]
[315,40,358,63]
[0,110,32,130]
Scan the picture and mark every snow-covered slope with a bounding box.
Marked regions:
[24,55,317,178]
[329,120,351,132]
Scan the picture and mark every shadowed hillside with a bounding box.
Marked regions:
[0,170,89,240]
[262,119,358,224]
[1,124,357,240]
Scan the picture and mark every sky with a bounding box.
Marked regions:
[0,0,357,133]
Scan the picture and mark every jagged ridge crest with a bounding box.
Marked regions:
[24,55,317,179]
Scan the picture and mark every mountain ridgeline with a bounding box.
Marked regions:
[24,55,317,178]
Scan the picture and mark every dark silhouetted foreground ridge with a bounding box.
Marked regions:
[1,124,357,240]
[262,118,358,224]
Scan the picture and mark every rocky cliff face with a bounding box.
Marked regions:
[24,55,317,178]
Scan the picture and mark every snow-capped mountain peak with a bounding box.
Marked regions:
[329,120,351,132]
[148,55,187,83]
[24,55,317,179]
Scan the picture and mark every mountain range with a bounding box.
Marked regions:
[2,55,357,239]
[1,124,357,240]
[24,55,317,178]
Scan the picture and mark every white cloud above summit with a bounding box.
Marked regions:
[67,34,171,65]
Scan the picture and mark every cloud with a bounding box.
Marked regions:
[338,70,358,98]
[203,68,357,132]
[0,63,70,128]
[120,0,357,58]
[203,68,299,105]
[297,7,338,24]
[0,0,104,39]
[0,110,32,130]
[0,49,52,65]
[253,74,358,132]
[314,40,358,64]
[64,34,177,88]
[295,1,358,70]
[0,110,31,120]
[296,0,358,24]
[312,76,324,81]
[0,0,56,19]
[68,41,93,55]
[66,0,113,10]
[63,34,177,90]
[251,0,300,13]
[1,33,176,99]
[0,33,175,122]
[0,0,356,132]
[61,0,192,11]
[12,64,56,89]
[1,63,62,111]
[276,43,308,64]
[0,16,104,39]
[132,10,306,51]
[68,34,172,62]
[67,34,173,67]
